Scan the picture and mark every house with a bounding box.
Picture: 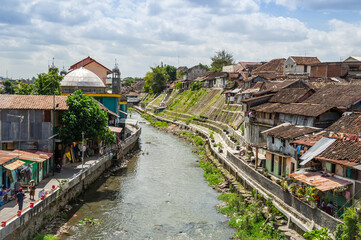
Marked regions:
[310,62,347,78]
[126,92,140,106]
[252,58,286,80]
[0,151,22,188]
[185,65,208,81]
[194,71,228,88]
[262,123,320,179]
[69,56,113,86]
[284,56,320,75]
[268,88,315,104]
[247,102,342,145]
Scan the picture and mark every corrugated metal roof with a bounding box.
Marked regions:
[300,137,336,165]
[108,126,123,134]
[290,171,352,192]
[3,160,25,171]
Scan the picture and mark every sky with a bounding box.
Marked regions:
[1,0,361,79]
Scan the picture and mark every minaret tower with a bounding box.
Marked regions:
[112,59,121,94]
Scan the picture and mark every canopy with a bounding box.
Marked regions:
[290,171,352,192]
[3,160,25,171]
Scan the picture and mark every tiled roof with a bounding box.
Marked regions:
[269,88,313,103]
[0,95,116,116]
[69,56,112,73]
[263,123,320,139]
[303,85,361,107]
[315,139,361,164]
[237,62,262,72]
[290,56,321,65]
[252,102,335,117]
[326,113,361,135]
[240,94,275,103]
[0,95,68,110]
[292,134,324,146]
[253,58,286,73]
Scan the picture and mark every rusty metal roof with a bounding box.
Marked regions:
[3,160,25,171]
[292,134,324,146]
[290,171,352,192]
[263,123,321,140]
[13,150,49,162]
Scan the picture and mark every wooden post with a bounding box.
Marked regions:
[255,147,259,170]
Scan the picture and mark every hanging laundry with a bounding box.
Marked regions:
[297,145,301,155]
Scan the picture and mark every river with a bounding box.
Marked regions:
[59,112,233,239]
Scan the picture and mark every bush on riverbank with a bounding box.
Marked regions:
[142,114,169,128]
[199,160,224,186]
[179,131,204,146]
[217,193,286,240]
[32,234,58,240]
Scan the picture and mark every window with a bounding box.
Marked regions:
[281,139,286,147]
[304,65,307,72]
[291,65,293,68]
[271,137,274,144]
[291,162,295,173]
[271,154,275,172]
[43,110,51,122]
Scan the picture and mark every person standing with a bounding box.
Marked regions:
[29,180,36,201]
[14,178,22,195]
[16,188,25,211]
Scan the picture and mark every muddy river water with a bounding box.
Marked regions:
[59,113,233,239]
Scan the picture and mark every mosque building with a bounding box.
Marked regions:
[59,57,127,119]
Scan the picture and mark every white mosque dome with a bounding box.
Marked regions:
[61,67,106,87]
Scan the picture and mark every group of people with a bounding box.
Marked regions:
[3,179,36,211]
[320,200,335,215]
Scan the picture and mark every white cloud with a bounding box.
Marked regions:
[0,0,361,79]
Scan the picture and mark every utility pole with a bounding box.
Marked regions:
[81,132,85,171]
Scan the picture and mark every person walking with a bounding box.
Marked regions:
[14,178,22,195]
[16,188,25,211]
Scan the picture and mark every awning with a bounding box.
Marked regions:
[300,137,336,166]
[3,160,25,171]
[290,171,352,192]
[108,126,123,134]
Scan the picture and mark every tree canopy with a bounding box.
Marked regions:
[210,50,234,72]
[59,90,115,145]
[164,65,177,82]
[3,80,17,94]
[33,68,63,95]
[143,65,170,93]
[15,82,35,95]
[123,77,136,87]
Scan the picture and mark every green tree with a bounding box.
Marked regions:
[123,77,136,87]
[144,66,169,93]
[15,82,35,95]
[210,50,234,72]
[59,90,115,145]
[164,65,177,82]
[34,68,63,95]
[3,80,17,94]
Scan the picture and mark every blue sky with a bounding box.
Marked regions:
[0,0,361,79]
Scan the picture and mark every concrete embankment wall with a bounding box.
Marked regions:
[136,108,342,232]
[0,126,141,240]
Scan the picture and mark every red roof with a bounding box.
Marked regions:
[69,56,112,73]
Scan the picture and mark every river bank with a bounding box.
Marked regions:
[42,112,234,240]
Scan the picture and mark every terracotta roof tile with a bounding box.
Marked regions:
[315,139,361,164]
[0,95,68,110]
[303,85,361,107]
[326,113,361,135]
[291,56,321,65]
[269,88,313,103]
[253,58,286,73]
[263,124,320,139]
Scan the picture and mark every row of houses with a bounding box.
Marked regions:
[175,56,361,217]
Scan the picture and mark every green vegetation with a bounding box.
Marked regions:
[32,234,58,240]
[190,81,202,91]
[210,50,234,72]
[142,114,169,128]
[304,228,332,240]
[33,68,63,95]
[199,160,224,186]
[78,217,101,226]
[143,63,177,93]
[218,193,286,240]
[59,90,115,145]
[240,124,245,136]
[179,131,204,146]
[123,77,136,86]
[175,82,182,89]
